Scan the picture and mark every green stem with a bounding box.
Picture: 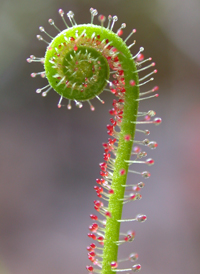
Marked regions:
[28,8,159,274]
[37,20,141,273]
[102,56,139,273]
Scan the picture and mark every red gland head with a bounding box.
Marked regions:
[110,261,118,268]
[86,265,94,272]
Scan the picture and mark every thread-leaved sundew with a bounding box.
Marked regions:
[27,7,162,274]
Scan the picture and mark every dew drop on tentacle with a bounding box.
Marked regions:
[48,18,61,32]
[148,141,158,149]
[118,252,138,263]
[34,56,44,64]
[141,171,151,178]
[57,96,63,108]
[42,86,52,97]
[154,117,162,125]
[133,146,141,154]
[107,14,112,29]
[137,62,156,75]
[152,85,159,92]
[124,28,136,43]
[132,47,144,60]
[74,100,83,108]
[136,128,150,135]
[145,158,154,165]
[137,77,154,87]
[87,100,95,111]
[110,261,118,269]
[35,84,50,94]
[31,71,45,78]
[86,265,93,272]
[142,138,149,145]
[137,182,145,188]
[139,69,157,83]
[90,8,98,24]
[96,96,105,104]
[58,9,69,28]
[39,26,53,39]
[36,35,49,44]
[132,264,141,272]
[136,214,147,223]
[36,88,41,94]
[129,253,139,262]
[136,53,144,61]
[139,86,159,97]
[148,110,156,117]
[98,14,106,26]
[40,72,46,78]
[67,10,77,26]
[67,100,72,110]
[117,23,126,36]
[128,40,136,49]
[26,58,32,63]
[31,72,37,78]
[110,15,118,31]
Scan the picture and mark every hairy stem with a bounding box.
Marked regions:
[102,58,139,273]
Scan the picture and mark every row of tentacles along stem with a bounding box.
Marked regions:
[27,7,161,274]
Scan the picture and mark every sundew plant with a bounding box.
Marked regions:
[27,7,161,274]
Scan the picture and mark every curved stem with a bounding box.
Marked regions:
[102,62,139,273]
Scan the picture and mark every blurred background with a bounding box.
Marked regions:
[0,0,200,273]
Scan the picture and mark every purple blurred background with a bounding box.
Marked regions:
[0,0,200,273]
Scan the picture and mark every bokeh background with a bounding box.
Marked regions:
[0,0,200,273]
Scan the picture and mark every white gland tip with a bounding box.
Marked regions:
[36,35,43,41]
[31,73,36,78]
[42,92,47,97]
[39,26,44,32]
